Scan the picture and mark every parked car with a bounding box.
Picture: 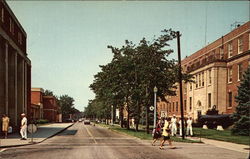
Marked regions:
[84,120,90,125]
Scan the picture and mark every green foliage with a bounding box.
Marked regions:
[231,66,250,136]
[87,29,192,131]
[58,95,78,119]
[36,119,49,124]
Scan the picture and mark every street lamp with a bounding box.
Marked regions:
[153,86,158,129]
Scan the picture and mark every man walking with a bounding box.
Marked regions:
[171,115,177,136]
[186,117,193,136]
[20,113,27,140]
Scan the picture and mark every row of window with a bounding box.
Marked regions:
[0,7,23,45]
[227,63,243,83]
[188,69,212,91]
[185,33,249,72]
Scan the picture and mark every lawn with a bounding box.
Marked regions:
[193,127,250,145]
[97,123,201,143]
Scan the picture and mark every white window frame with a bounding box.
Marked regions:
[238,37,243,54]
[228,67,232,83]
[208,69,212,85]
[228,42,233,58]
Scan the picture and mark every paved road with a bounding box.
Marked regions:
[0,122,248,159]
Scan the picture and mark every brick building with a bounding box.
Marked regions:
[0,0,31,128]
[43,96,60,122]
[157,21,250,121]
[30,88,44,120]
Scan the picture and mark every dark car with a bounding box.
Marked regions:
[84,120,90,125]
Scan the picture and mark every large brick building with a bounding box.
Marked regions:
[158,21,250,121]
[30,88,44,120]
[43,96,61,123]
[31,88,61,122]
[0,0,31,128]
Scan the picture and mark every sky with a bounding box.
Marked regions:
[7,1,249,111]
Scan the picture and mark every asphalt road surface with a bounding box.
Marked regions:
[0,122,248,159]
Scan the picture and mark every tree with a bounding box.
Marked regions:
[231,66,250,136]
[89,29,192,132]
[44,90,54,96]
[58,95,76,120]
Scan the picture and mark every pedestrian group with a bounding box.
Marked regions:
[152,115,193,150]
[1,113,28,140]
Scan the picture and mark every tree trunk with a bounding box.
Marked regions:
[120,107,124,128]
[146,101,149,134]
[135,101,140,131]
[126,106,130,130]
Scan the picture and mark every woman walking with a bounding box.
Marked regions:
[2,114,10,139]
[160,118,175,150]
[152,120,162,146]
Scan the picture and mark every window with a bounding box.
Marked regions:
[1,8,4,23]
[189,82,192,91]
[202,72,204,86]
[238,64,243,81]
[195,75,198,88]
[169,103,171,112]
[184,100,187,111]
[166,103,168,112]
[228,92,232,108]
[18,32,22,45]
[198,73,201,87]
[228,42,233,58]
[228,67,232,83]
[219,47,224,59]
[9,18,14,34]
[208,69,212,84]
[189,97,192,111]
[238,37,243,54]
[176,102,178,112]
[172,102,175,112]
[208,93,211,108]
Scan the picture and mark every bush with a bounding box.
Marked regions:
[36,119,49,124]
[231,116,250,136]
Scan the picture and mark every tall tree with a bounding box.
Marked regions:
[58,95,75,120]
[231,66,250,136]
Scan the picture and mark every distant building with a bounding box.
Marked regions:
[0,0,31,128]
[30,88,44,120]
[157,21,250,121]
[43,96,61,122]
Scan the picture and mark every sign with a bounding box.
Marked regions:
[149,106,154,111]
[28,124,37,133]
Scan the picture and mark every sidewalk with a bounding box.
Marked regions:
[185,136,249,154]
[0,123,73,148]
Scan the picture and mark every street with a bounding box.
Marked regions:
[0,122,248,159]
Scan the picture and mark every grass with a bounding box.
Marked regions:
[97,123,201,143]
[193,127,250,145]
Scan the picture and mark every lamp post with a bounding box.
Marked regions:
[153,86,158,128]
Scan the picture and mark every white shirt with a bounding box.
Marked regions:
[21,117,27,127]
[171,117,177,125]
[178,120,182,127]
[187,119,192,127]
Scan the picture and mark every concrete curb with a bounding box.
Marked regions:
[0,123,74,149]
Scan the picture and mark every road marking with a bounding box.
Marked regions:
[85,125,97,144]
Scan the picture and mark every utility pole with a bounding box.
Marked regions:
[177,31,185,139]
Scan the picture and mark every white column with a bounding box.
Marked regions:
[5,42,8,115]
[14,52,18,126]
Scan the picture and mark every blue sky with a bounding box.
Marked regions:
[7,1,249,111]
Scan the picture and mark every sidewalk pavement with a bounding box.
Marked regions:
[185,136,249,154]
[0,123,73,148]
